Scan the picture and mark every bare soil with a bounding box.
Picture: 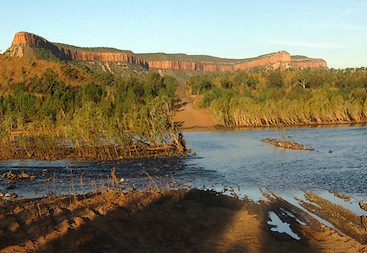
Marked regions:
[174,96,218,129]
[1,189,365,253]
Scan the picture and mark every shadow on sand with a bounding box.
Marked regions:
[0,188,331,253]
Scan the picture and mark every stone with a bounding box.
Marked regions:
[2,171,17,180]
[17,171,30,180]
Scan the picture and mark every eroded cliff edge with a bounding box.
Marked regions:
[6,31,327,71]
[9,32,148,67]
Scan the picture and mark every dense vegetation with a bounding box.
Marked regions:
[0,55,91,90]
[2,50,367,160]
[187,68,367,127]
[0,61,185,160]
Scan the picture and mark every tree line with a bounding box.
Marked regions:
[186,68,367,127]
[0,69,186,160]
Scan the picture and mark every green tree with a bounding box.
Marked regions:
[266,70,284,88]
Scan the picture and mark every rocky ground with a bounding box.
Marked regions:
[1,188,366,253]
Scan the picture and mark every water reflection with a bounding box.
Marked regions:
[267,211,301,240]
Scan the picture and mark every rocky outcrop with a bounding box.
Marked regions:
[56,50,148,66]
[261,138,315,151]
[12,32,50,49]
[10,32,148,68]
[146,60,234,72]
[234,51,291,70]
[146,51,327,72]
[201,63,233,72]
[291,57,327,69]
[8,32,328,72]
[146,60,199,70]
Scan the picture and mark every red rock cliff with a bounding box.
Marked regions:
[147,60,199,70]
[201,63,233,72]
[146,60,234,72]
[291,57,327,68]
[9,32,327,71]
[12,32,50,48]
[11,32,148,67]
[234,51,292,70]
[146,52,293,72]
[145,51,327,72]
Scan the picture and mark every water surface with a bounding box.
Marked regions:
[183,125,367,195]
[1,125,366,204]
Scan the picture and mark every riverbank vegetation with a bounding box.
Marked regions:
[0,57,186,160]
[187,68,367,126]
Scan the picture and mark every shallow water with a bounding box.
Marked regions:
[267,211,301,240]
[183,126,367,195]
[1,125,366,206]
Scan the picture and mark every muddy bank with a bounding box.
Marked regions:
[0,143,187,161]
[1,189,366,253]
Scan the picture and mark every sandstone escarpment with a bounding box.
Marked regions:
[7,32,328,72]
[234,51,291,70]
[146,60,199,70]
[146,60,234,72]
[146,51,326,72]
[10,32,148,67]
[291,56,327,68]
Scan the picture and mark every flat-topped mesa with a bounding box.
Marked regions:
[12,31,49,48]
[145,52,293,72]
[8,32,328,71]
[10,32,148,67]
[145,51,328,72]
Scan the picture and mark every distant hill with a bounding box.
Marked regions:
[5,31,327,78]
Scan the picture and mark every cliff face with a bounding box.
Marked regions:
[8,32,328,72]
[146,52,327,72]
[146,60,198,70]
[12,32,50,48]
[146,60,234,72]
[234,51,291,70]
[291,58,327,68]
[10,32,148,67]
[56,49,148,66]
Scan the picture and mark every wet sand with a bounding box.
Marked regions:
[1,189,366,253]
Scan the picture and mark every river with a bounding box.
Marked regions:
[183,125,367,195]
[1,125,366,206]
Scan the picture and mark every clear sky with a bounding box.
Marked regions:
[0,0,366,68]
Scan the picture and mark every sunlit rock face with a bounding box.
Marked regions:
[10,32,148,67]
[8,32,327,71]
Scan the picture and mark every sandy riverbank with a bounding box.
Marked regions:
[1,189,366,253]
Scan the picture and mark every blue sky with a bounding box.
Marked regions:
[0,0,366,68]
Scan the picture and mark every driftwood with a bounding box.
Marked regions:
[261,138,314,151]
